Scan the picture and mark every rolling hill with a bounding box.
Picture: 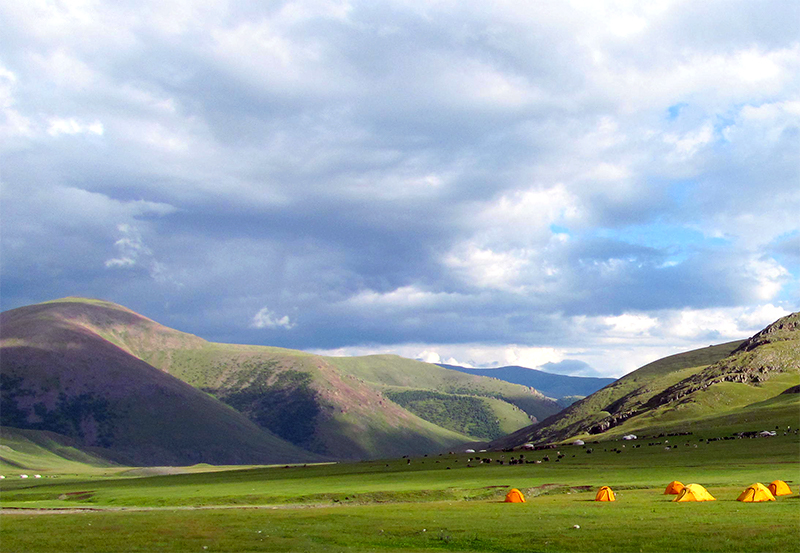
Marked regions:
[491,311,800,449]
[0,299,319,466]
[0,298,560,465]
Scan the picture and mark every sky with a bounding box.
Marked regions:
[1,0,798,378]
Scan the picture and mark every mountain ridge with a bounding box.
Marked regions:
[0,300,318,466]
[1,297,559,464]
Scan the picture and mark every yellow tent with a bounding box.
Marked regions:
[673,483,716,502]
[768,480,792,497]
[737,483,775,502]
[504,488,526,503]
[664,481,685,495]
[595,486,615,502]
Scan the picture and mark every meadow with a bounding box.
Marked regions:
[2,430,798,552]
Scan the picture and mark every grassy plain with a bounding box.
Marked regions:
[2,430,798,552]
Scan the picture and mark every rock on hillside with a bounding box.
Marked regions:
[642,312,800,413]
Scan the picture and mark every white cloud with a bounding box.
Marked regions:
[663,122,713,159]
[47,117,104,137]
[500,346,564,369]
[105,224,151,268]
[737,304,792,329]
[603,313,659,336]
[661,306,791,341]
[250,307,296,330]
[104,224,182,287]
[315,342,567,371]
[477,184,580,243]
[0,64,32,139]
[745,257,791,301]
[346,286,459,309]
[416,350,441,364]
[444,246,531,293]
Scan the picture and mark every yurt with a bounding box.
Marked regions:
[673,483,716,502]
[504,488,526,503]
[737,483,775,502]
[595,486,615,502]
[664,481,685,495]
[768,480,792,497]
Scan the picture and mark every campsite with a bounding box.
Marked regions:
[2,428,797,552]
[3,0,799,550]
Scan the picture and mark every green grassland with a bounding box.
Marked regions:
[2,429,798,552]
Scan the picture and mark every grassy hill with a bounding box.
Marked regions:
[1,298,558,464]
[492,312,800,448]
[0,300,321,466]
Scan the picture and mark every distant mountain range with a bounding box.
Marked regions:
[437,364,615,405]
[491,311,800,449]
[0,298,560,466]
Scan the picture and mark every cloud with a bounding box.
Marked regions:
[250,307,296,330]
[539,360,603,378]
[47,117,104,137]
[104,224,182,287]
[105,224,153,269]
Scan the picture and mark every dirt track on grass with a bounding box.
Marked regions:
[0,503,345,515]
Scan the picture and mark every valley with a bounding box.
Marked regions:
[1,299,798,552]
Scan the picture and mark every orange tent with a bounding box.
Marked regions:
[737,483,775,502]
[673,483,715,502]
[768,480,792,497]
[504,488,526,503]
[595,486,615,502]
[664,481,685,495]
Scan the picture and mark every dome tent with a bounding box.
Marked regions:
[673,484,715,502]
[768,480,792,497]
[737,483,775,503]
[664,481,685,495]
[504,488,526,503]
[595,486,615,502]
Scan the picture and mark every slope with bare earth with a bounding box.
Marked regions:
[1,298,558,462]
[492,312,800,448]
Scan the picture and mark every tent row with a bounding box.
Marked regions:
[504,480,793,503]
[665,480,793,502]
